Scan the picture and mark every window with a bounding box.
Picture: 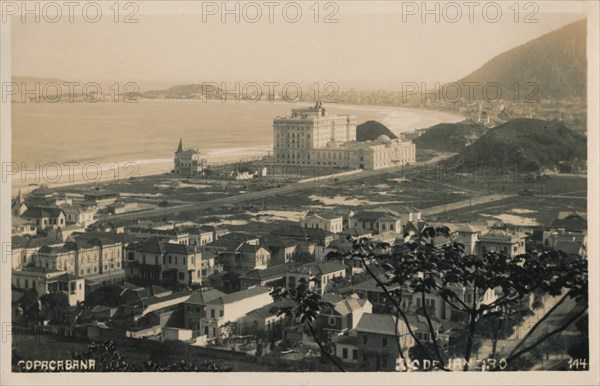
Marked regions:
[465,293,472,304]
[211,309,215,318]
[352,350,357,360]
[328,317,336,327]
[382,358,387,368]
[362,335,367,345]
[219,310,224,317]
[178,272,184,280]
[342,348,348,359]
[382,337,388,347]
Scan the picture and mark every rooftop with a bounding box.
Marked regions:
[209,286,271,305]
[355,313,399,336]
[185,289,226,306]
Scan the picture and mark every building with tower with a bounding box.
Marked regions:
[174,138,206,177]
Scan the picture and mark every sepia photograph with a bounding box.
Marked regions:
[0,1,598,385]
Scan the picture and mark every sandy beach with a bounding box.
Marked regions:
[10,101,463,194]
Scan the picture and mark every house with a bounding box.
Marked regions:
[25,187,71,208]
[174,138,206,176]
[10,236,38,270]
[550,211,587,234]
[125,226,190,245]
[454,223,485,255]
[204,233,271,273]
[11,216,37,237]
[354,313,417,371]
[34,243,77,275]
[108,202,139,215]
[317,294,372,341]
[199,287,273,339]
[22,207,66,231]
[543,212,588,258]
[12,190,28,216]
[139,290,192,318]
[235,243,272,272]
[348,206,421,234]
[272,225,337,248]
[333,335,359,364]
[343,277,403,310]
[300,212,344,233]
[286,261,347,295]
[259,235,297,266]
[239,263,297,290]
[347,208,401,234]
[62,205,96,227]
[90,305,118,321]
[477,229,527,257]
[186,226,214,246]
[12,267,85,306]
[34,237,126,284]
[338,227,373,240]
[86,219,139,234]
[240,299,296,331]
[182,289,226,333]
[272,226,337,261]
[125,238,203,286]
[83,190,119,208]
[217,241,272,273]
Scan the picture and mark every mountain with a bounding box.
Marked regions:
[455,19,586,101]
[413,122,488,152]
[356,121,398,141]
[446,118,586,171]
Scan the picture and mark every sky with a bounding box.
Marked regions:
[8,1,589,91]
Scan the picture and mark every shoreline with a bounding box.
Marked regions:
[11,101,464,194]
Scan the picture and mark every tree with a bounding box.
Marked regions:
[566,314,588,369]
[475,306,533,358]
[18,289,40,324]
[40,292,71,325]
[271,278,346,372]
[85,285,123,308]
[327,224,588,371]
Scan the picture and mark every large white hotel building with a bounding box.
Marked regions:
[273,103,416,170]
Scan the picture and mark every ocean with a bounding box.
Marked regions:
[11,99,463,191]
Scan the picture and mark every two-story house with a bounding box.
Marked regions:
[12,267,85,306]
[199,287,273,339]
[477,229,527,257]
[353,313,416,371]
[317,294,372,342]
[126,237,203,286]
[22,207,66,232]
[286,261,347,295]
[182,289,226,334]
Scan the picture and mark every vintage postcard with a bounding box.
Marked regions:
[0,1,598,385]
